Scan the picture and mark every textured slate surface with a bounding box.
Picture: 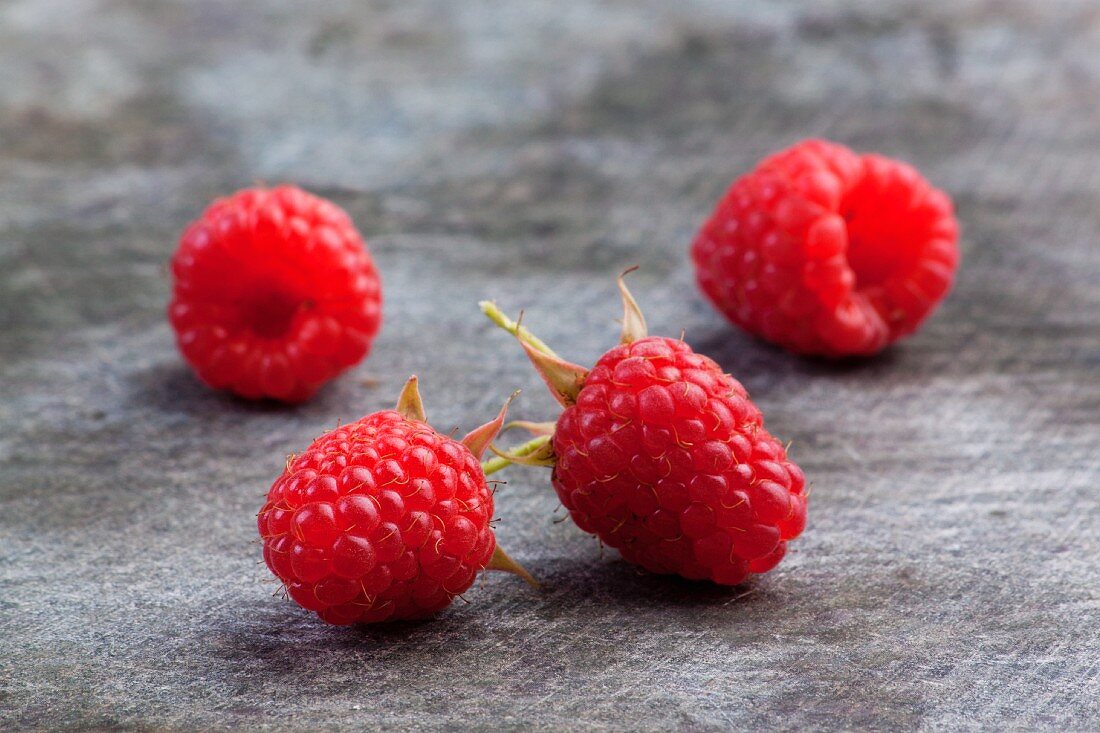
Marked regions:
[1,1,1098,730]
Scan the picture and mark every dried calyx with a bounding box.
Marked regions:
[478,267,649,461]
[394,375,539,588]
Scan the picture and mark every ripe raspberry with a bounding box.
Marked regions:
[481,273,806,586]
[692,139,959,356]
[169,185,382,402]
[258,377,534,625]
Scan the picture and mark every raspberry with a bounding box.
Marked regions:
[481,273,806,586]
[691,139,959,356]
[258,377,534,625]
[169,185,382,402]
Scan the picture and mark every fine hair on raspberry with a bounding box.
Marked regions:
[692,139,959,356]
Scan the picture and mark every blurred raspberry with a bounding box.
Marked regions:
[169,185,382,401]
[692,139,959,356]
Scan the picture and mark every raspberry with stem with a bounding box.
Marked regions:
[481,271,808,586]
[258,376,535,625]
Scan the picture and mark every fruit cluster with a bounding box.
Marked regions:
[167,139,958,625]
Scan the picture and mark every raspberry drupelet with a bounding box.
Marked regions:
[692,139,959,357]
[481,273,807,586]
[169,185,382,402]
[258,377,535,625]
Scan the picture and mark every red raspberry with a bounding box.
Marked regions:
[258,377,534,625]
[692,139,959,356]
[481,273,806,586]
[169,185,382,402]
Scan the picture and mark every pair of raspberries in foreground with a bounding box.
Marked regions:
[169,139,959,625]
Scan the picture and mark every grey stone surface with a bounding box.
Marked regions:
[1,0,1098,730]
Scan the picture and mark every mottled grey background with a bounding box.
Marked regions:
[1,1,1098,731]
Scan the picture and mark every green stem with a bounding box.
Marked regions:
[481,435,552,476]
[479,301,559,358]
